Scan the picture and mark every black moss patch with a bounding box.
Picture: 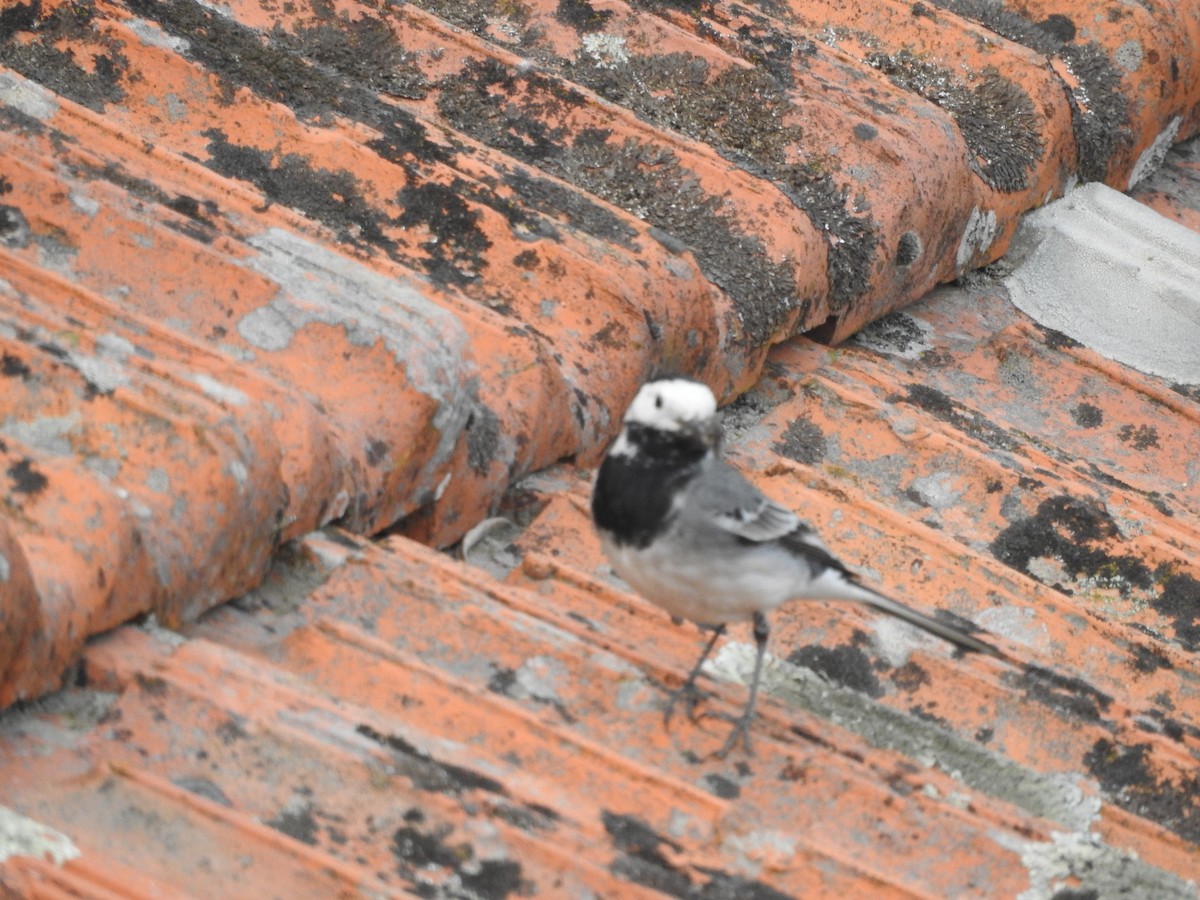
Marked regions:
[889,660,930,693]
[0,204,31,249]
[1036,325,1082,350]
[854,311,928,356]
[356,724,508,797]
[502,166,638,250]
[266,801,319,846]
[487,666,518,696]
[202,128,402,257]
[772,417,825,465]
[867,50,1043,193]
[437,55,813,344]
[1134,707,1194,744]
[1128,643,1173,675]
[1057,42,1131,182]
[559,49,877,316]
[1171,383,1200,404]
[1075,461,1174,520]
[166,194,218,225]
[364,438,390,468]
[602,812,791,899]
[1152,572,1200,651]
[787,644,884,698]
[1013,664,1113,724]
[393,821,528,899]
[466,404,503,475]
[396,180,492,286]
[907,703,953,730]
[7,458,48,496]
[1,353,32,380]
[991,494,1152,594]
[437,57,584,161]
[555,0,613,32]
[123,0,539,281]
[127,0,423,129]
[171,775,233,807]
[894,384,1019,451]
[275,10,430,101]
[1071,403,1103,428]
[1117,424,1159,451]
[215,715,248,744]
[0,0,128,112]
[927,0,1130,182]
[603,811,691,897]
[895,231,921,267]
[162,194,219,244]
[1084,738,1200,844]
[704,773,740,799]
[409,0,535,45]
[492,801,561,834]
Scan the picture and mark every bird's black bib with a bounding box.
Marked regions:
[592,424,707,549]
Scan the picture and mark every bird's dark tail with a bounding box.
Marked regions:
[814,570,1011,661]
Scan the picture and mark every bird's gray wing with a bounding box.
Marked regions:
[692,460,809,541]
[691,459,856,575]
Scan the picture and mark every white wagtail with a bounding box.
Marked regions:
[591,377,1008,757]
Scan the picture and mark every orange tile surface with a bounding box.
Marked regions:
[2,0,1200,894]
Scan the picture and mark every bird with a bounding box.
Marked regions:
[591,376,1009,758]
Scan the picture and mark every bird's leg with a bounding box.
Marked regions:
[713,611,769,759]
[664,624,725,727]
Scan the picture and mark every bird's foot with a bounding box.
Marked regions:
[709,709,755,759]
[662,679,710,728]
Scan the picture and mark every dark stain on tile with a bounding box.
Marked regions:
[991,494,1152,593]
[554,0,614,34]
[1117,423,1159,450]
[889,660,931,692]
[1071,403,1103,428]
[0,204,31,249]
[356,723,508,797]
[1013,664,1113,724]
[787,644,884,698]
[392,819,529,897]
[267,800,320,846]
[0,353,32,380]
[466,403,502,475]
[202,128,399,257]
[0,0,129,113]
[704,773,740,799]
[772,416,826,465]
[1152,571,1200,651]
[1128,642,1173,674]
[396,180,492,286]
[1084,738,1200,844]
[897,384,1019,451]
[6,457,48,496]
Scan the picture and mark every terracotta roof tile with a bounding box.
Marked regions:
[2,0,1200,893]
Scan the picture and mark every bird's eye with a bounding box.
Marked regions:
[654,395,663,409]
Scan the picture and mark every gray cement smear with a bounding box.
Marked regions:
[0,806,79,865]
[711,643,1100,830]
[1004,182,1200,385]
[713,644,1198,897]
[994,829,1196,900]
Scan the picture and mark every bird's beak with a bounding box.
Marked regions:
[682,415,723,450]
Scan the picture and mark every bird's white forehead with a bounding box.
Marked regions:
[624,378,717,430]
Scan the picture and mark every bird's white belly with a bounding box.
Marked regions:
[601,534,800,625]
